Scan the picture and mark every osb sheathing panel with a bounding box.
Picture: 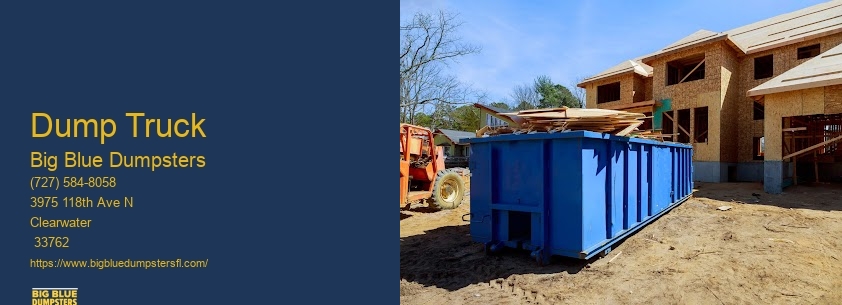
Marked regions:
[632,75,646,103]
[585,73,635,109]
[719,45,740,162]
[763,87,826,161]
[649,42,725,108]
[644,77,653,101]
[693,91,721,162]
[802,88,825,114]
[751,120,764,137]
[737,33,842,162]
[826,84,842,114]
[648,42,728,162]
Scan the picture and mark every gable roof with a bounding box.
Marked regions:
[725,1,842,55]
[747,42,842,96]
[473,103,524,125]
[664,29,723,50]
[434,129,475,144]
[578,60,653,86]
[640,29,729,63]
[612,1,842,66]
[477,103,511,114]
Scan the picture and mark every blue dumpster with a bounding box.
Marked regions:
[462,131,693,264]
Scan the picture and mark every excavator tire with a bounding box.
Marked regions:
[432,169,466,210]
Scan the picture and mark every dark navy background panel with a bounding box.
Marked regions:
[0,1,393,304]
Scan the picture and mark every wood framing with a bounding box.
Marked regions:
[678,59,706,84]
[782,132,842,159]
[599,100,656,110]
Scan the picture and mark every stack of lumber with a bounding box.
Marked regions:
[476,107,669,140]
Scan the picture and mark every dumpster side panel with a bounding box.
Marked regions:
[684,148,696,195]
[652,145,674,214]
[579,139,657,258]
[682,147,694,197]
[547,138,584,253]
[489,140,543,245]
[639,144,651,222]
[610,141,627,237]
[625,143,639,230]
[469,142,492,242]
[579,138,605,251]
[492,140,544,210]
[672,147,680,206]
[466,132,693,261]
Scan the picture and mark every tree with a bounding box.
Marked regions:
[534,75,581,108]
[514,100,535,111]
[570,76,587,108]
[400,10,483,125]
[488,101,511,111]
[510,84,538,109]
[413,112,433,127]
[449,105,481,131]
[429,103,456,130]
[508,76,582,112]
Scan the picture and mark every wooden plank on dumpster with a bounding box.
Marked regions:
[518,107,569,114]
[616,122,643,136]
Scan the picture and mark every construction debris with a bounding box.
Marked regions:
[476,107,671,140]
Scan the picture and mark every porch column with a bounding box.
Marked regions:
[763,161,783,194]
[763,110,783,194]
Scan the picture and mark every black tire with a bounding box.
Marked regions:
[432,170,466,209]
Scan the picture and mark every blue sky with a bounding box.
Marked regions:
[400,0,829,105]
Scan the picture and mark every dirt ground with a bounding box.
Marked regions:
[400,182,842,305]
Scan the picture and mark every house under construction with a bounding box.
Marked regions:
[576,0,842,193]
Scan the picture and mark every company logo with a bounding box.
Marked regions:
[32,288,77,305]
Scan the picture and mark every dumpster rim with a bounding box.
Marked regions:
[462,130,692,149]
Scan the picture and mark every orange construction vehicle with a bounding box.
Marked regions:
[400,123,467,210]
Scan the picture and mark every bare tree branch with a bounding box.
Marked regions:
[510,83,539,108]
[570,76,587,108]
[400,9,482,125]
[400,10,480,77]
